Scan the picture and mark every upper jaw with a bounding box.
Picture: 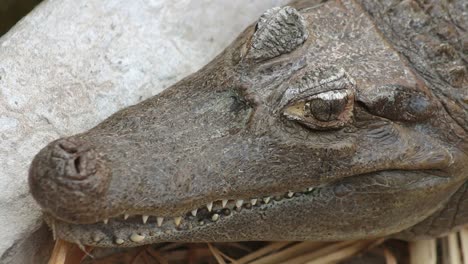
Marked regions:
[31,116,457,225]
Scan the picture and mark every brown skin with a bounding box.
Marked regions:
[29,0,467,247]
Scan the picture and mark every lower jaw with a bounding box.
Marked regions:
[45,170,456,247]
[45,185,327,247]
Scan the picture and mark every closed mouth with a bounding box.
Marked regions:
[46,185,326,245]
[44,169,449,247]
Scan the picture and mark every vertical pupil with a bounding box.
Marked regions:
[306,98,347,122]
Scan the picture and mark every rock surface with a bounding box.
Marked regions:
[0,0,288,262]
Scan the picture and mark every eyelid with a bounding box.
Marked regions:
[277,67,356,111]
[281,88,354,114]
[311,90,351,101]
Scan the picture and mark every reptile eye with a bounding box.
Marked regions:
[305,96,348,122]
[283,90,354,130]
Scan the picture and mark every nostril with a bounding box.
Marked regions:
[52,139,91,161]
[74,156,82,174]
[52,138,97,180]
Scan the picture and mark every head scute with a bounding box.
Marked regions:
[246,6,309,61]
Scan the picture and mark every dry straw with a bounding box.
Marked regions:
[49,226,468,264]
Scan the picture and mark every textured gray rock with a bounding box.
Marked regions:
[0,0,288,262]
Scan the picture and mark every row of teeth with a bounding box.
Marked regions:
[102,188,316,228]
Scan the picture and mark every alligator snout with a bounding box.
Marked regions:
[29,137,111,223]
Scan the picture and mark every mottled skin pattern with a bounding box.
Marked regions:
[29,0,467,247]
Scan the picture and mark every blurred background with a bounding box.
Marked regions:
[0,0,43,36]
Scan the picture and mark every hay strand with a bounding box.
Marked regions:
[248,241,327,264]
[207,243,227,264]
[281,240,359,264]
[48,240,68,264]
[447,232,462,264]
[459,227,468,263]
[383,247,397,264]
[48,239,87,264]
[236,242,292,264]
[409,239,437,264]
[305,239,384,264]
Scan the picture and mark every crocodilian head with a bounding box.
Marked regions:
[29,3,467,247]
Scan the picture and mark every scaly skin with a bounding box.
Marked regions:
[29,0,467,247]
